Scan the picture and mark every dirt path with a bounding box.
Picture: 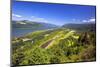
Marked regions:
[40,40,53,48]
[40,30,75,49]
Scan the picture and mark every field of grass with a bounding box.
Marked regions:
[12,28,96,66]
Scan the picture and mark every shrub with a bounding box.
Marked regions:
[79,45,96,61]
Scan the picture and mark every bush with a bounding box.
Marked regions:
[50,57,60,64]
[79,45,96,61]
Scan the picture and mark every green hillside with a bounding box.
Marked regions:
[12,28,96,66]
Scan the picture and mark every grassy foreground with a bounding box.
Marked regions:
[12,28,96,66]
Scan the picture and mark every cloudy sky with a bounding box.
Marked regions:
[12,1,96,26]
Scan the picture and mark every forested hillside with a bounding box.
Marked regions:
[12,28,96,66]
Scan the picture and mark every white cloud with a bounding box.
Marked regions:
[82,18,95,23]
[89,18,95,22]
[82,20,88,22]
[72,18,80,22]
[12,14,22,18]
[31,16,35,18]
[30,16,48,23]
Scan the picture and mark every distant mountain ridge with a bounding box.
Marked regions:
[12,20,58,30]
[62,23,96,32]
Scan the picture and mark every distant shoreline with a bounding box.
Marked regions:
[12,28,56,38]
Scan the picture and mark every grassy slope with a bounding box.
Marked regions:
[12,28,96,66]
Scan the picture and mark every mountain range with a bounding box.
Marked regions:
[12,20,96,32]
[12,20,58,30]
[62,23,96,32]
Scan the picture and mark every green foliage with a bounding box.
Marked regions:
[12,28,96,66]
[21,48,51,65]
[50,57,60,64]
[12,52,25,66]
[79,45,96,61]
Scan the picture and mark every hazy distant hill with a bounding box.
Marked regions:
[12,20,58,29]
[62,23,96,32]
